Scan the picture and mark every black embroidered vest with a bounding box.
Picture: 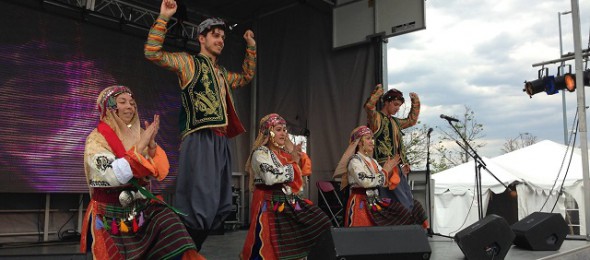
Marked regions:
[179,54,245,139]
[373,111,402,164]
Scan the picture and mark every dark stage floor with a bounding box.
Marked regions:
[1,230,589,259]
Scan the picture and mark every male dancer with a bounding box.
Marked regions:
[145,0,256,251]
[364,84,428,228]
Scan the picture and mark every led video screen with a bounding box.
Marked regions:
[0,1,187,193]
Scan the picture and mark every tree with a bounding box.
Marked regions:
[402,122,431,170]
[501,132,538,153]
[431,105,486,173]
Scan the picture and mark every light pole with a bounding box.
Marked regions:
[558,11,572,145]
[569,0,590,241]
[532,1,590,239]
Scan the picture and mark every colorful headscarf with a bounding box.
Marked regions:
[97,85,134,119]
[95,85,140,151]
[349,125,372,143]
[333,125,374,189]
[259,113,287,136]
[245,113,293,189]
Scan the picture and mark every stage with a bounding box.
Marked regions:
[1,230,589,259]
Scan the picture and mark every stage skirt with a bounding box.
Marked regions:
[80,193,196,260]
[241,186,331,260]
[346,188,427,227]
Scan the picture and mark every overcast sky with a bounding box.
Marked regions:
[387,0,590,158]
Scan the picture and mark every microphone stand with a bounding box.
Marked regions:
[443,118,511,220]
[425,129,454,239]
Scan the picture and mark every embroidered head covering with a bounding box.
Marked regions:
[259,113,286,136]
[245,113,294,188]
[95,85,140,151]
[97,85,134,118]
[349,125,372,144]
[197,17,227,35]
[382,88,405,103]
[84,85,143,195]
[333,125,374,189]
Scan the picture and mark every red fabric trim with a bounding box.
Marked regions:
[97,121,126,158]
[97,122,151,178]
[224,93,245,138]
[273,150,303,193]
[124,154,151,178]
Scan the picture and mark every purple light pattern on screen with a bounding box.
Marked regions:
[0,3,195,193]
[0,41,115,192]
[0,40,181,193]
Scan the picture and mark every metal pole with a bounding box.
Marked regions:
[382,40,388,87]
[77,194,84,234]
[44,194,50,241]
[532,50,590,67]
[570,0,590,240]
[558,11,570,145]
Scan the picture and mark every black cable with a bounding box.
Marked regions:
[448,187,477,236]
[551,118,579,213]
[539,109,578,211]
[57,196,84,241]
[57,212,78,241]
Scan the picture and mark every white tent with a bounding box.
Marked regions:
[431,156,520,236]
[493,140,586,234]
[431,140,586,236]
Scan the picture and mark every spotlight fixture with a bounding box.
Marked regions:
[566,69,590,88]
[523,68,555,97]
[524,68,589,98]
[553,65,576,92]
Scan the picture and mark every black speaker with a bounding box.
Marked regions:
[511,212,568,251]
[454,214,515,260]
[308,225,431,260]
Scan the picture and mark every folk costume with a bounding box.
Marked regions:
[241,114,331,260]
[334,126,418,227]
[145,15,257,249]
[364,87,428,228]
[80,86,199,259]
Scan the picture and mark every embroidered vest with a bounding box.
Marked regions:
[373,111,403,164]
[179,54,245,139]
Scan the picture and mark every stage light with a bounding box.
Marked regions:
[554,65,576,92]
[553,73,575,92]
[523,77,550,97]
[523,68,589,98]
[566,69,590,88]
[523,68,557,97]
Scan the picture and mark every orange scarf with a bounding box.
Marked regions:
[273,149,303,193]
[361,154,399,190]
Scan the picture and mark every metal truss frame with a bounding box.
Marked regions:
[44,0,199,42]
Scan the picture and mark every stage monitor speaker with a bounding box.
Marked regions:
[308,225,431,260]
[511,212,568,251]
[454,214,515,260]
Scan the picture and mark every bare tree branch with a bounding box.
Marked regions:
[431,105,486,172]
[501,132,538,153]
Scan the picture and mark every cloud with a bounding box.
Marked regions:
[387,0,590,157]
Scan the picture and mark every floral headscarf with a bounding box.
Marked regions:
[333,125,374,189]
[95,85,140,151]
[245,113,295,188]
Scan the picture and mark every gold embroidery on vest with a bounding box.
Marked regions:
[377,118,393,158]
[195,64,222,116]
